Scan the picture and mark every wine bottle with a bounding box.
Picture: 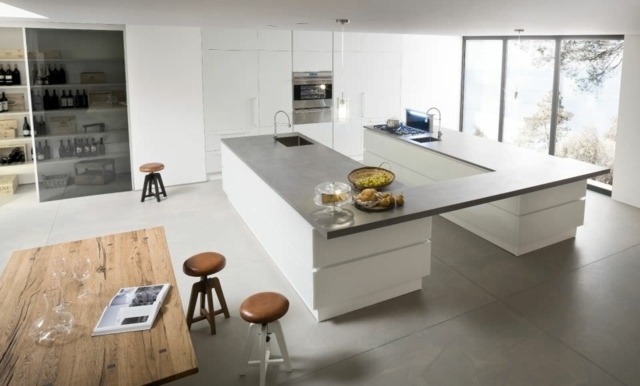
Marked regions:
[82,90,88,108]
[37,142,45,161]
[51,65,59,85]
[4,65,12,85]
[75,90,81,108]
[67,89,74,108]
[75,138,83,157]
[43,90,51,110]
[98,137,105,155]
[12,64,20,85]
[0,92,7,112]
[67,139,74,157]
[59,65,66,84]
[59,140,65,158]
[44,65,51,85]
[90,138,97,156]
[44,140,51,160]
[33,90,43,111]
[51,90,60,109]
[61,90,68,108]
[83,138,90,155]
[22,117,31,137]
[38,116,46,136]
[0,65,5,86]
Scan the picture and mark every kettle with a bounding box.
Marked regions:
[386,118,400,128]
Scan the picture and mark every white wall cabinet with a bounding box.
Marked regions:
[202,28,292,174]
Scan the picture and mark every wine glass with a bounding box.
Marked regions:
[72,257,92,298]
[51,256,71,310]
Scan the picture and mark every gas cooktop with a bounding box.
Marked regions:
[373,124,427,136]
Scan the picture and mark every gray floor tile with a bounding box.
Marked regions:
[504,244,640,385]
[284,303,623,386]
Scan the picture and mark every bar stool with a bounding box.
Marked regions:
[140,162,167,202]
[183,252,230,335]
[239,292,292,386]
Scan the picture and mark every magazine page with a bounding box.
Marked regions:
[92,283,170,336]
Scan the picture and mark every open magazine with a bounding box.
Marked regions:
[92,283,171,336]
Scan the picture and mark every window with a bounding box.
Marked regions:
[461,36,624,191]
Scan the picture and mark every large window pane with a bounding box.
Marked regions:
[554,39,623,186]
[462,40,502,141]
[502,40,555,153]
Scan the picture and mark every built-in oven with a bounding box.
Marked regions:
[292,71,333,124]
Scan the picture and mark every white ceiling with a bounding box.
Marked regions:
[2,0,639,36]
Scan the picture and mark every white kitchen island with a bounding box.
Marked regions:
[222,131,607,321]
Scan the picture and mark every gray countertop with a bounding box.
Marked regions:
[222,129,608,239]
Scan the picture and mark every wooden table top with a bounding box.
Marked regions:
[0,227,198,385]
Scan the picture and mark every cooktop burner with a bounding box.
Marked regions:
[373,124,427,136]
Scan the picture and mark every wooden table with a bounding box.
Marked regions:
[0,227,198,385]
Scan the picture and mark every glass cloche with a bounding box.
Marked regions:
[314,181,352,214]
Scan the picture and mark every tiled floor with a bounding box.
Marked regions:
[1,181,639,385]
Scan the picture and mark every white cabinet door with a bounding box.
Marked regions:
[201,28,258,50]
[203,50,259,132]
[293,31,332,52]
[361,52,402,121]
[333,119,363,159]
[259,51,293,127]
[362,33,402,53]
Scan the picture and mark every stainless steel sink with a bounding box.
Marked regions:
[276,136,314,147]
[411,136,441,143]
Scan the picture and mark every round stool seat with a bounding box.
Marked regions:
[183,252,226,277]
[140,162,165,173]
[240,292,289,324]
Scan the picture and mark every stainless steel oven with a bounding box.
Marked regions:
[293,71,333,124]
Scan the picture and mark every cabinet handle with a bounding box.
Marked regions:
[361,92,366,118]
[251,97,258,126]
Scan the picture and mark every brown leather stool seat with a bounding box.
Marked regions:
[239,292,290,324]
[183,252,230,335]
[139,162,164,173]
[238,292,292,385]
[139,162,167,203]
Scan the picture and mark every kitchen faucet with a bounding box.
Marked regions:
[426,107,442,139]
[273,110,292,142]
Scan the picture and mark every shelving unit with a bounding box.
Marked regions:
[23,27,131,202]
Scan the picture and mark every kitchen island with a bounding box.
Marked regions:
[221,131,606,321]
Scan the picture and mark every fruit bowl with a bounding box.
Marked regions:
[347,166,395,190]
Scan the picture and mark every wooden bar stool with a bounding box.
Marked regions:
[238,292,292,386]
[183,252,230,335]
[140,162,167,203]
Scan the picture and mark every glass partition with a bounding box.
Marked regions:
[25,28,131,202]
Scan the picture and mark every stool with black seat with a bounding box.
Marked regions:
[183,252,230,335]
[238,292,292,386]
[140,162,167,202]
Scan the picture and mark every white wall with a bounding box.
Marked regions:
[125,25,206,189]
[612,35,640,208]
[401,35,462,130]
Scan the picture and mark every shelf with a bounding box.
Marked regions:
[27,58,125,63]
[0,85,28,89]
[31,83,126,89]
[0,59,24,62]
[36,151,130,166]
[34,128,128,140]
[32,106,127,115]
[0,111,30,117]
[0,137,31,143]
[0,160,34,170]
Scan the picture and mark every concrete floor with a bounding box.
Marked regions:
[1,180,639,386]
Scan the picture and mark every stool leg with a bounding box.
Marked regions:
[152,174,161,202]
[205,279,216,335]
[147,174,154,198]
[259,324,268,386]
[156,173,167,197]
[270,320,292,371]
[185,282,201,330]
[210,277,230,319]
[141,174,150,202]
[239,323,260,376]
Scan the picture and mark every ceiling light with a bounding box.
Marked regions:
[296,22,308,25]
[0,2,46,18]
